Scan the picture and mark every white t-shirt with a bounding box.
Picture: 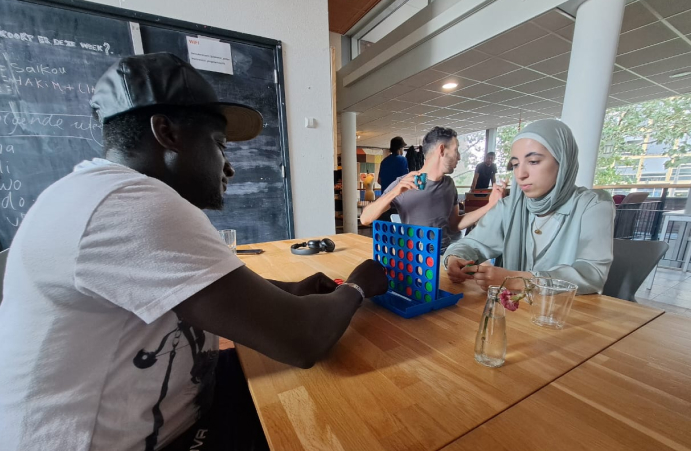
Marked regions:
[0,159,244,451]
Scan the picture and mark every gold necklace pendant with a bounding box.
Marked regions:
[533,214,553,235]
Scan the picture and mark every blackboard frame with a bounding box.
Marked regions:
[21,0,295,239]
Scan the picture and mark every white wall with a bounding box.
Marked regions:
[88,0,336,238]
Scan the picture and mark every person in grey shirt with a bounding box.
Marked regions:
[361,127,504,252]
[443,119,615,295]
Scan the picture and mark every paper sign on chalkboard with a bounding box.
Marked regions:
[186,36,233,75]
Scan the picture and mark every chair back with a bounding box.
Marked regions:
[620,192,649,204]
[0,249,8,305]
[602,239,668,302]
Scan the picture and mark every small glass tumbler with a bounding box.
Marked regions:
[529,278,578,329]
[218,229,237,254]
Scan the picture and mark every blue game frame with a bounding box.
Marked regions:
[371,220,463,318]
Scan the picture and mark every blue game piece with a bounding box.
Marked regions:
[414,173,427,190]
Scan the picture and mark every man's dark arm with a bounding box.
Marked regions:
[470,172,479,190]
[174,260,386,369]
[268,273,337,296]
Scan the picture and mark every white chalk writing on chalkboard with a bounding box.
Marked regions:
[0,59,97,97]
[0,112,103,145]
[0,141,26,228]
[1,28,112,54]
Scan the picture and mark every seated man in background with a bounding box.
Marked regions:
[471,151,497,190]
[361,126,504,252]
[0,53,387,451]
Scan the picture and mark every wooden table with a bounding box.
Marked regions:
[235,234,663,451]
[442,313,691,450]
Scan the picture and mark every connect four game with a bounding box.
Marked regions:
[371,220,463,318]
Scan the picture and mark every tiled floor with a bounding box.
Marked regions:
[636,267,691,318]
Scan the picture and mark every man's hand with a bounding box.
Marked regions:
[360,172,421,226]
[346,259,388,298]
[392,171,421,196]
[488,179,507,207]
[446,256,476,284]
[293,273,338,296]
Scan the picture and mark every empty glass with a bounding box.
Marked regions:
[218,229,237,254]
[529,278,578,329]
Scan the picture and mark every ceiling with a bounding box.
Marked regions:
[341,0,691,149]
[329,0,384,34]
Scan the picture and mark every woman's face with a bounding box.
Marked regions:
[510,138,559,198]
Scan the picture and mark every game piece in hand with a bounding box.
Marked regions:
[414,173,427,190]
[464,263,477,276]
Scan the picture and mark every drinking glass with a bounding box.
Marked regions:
[218,229,237,254]
[529,278,578,329]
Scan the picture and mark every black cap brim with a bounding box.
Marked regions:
[216,103,264,142]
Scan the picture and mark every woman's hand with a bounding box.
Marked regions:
[471,266,533,291]
[446,256,476,283]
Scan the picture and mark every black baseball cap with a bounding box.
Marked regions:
[390,136,407,151]
[90,52,263,142]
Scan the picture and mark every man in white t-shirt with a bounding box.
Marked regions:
[0,53,387,451]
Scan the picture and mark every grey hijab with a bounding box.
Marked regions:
[511,119,579,215]
[503,119,579,270]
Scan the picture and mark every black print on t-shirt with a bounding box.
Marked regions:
[133,320,218,451]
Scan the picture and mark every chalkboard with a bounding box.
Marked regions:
[0,0,294,250]
[139,25,293,244]
[0,0,132,249]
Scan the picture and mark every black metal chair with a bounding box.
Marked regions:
[602,239,669,302]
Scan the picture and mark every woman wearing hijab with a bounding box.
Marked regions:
[443,119,614,295]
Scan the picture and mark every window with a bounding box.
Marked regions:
[641,158,668,175]
[672,164,691,182]
[639,173,666,183]
[645,142,666,155]
[614,165,637,176]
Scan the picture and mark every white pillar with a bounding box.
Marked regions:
[342,112,359,234]
[485,128,497,155]
[561,0,625,188]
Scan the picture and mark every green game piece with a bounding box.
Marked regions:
[464,263,476,275]
[383,256,388,265]
[425,269,433,280]
[425,281,433,292]
[406,275,413,285]
[389,280,395,289]
[408,228,414,237]
[424,294,432,303]
[415,291,422,300]
[398,237,404,247]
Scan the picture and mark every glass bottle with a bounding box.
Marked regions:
[474,286,507,368]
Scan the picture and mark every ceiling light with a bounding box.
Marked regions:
[357,135,361,139]
[670,71,691,79]
[442,82,458,90]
